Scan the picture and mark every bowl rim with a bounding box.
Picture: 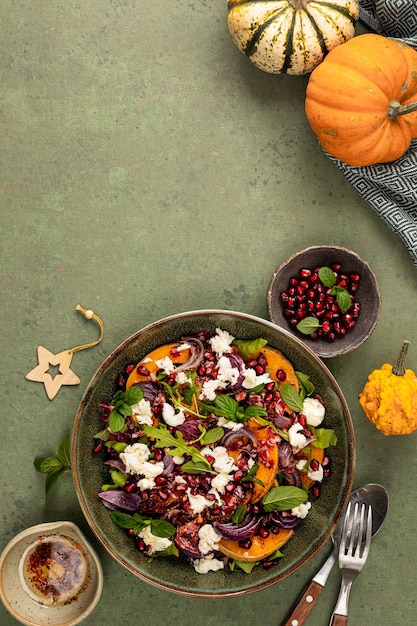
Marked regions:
[267,245,381,358]
[72,309,355,597]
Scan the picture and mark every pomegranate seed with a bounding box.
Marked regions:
[330,263,341,272]
[299,268,312,278]
[155,475,167,485]
[276,369,287,382]
[255,364,265,374]
[289,278,298,286]
[312,484,321,498]
[125,364,135,374]
[298,415,307,426]
[310,459,320,472]
[93,441,104,454]
[265,381,275,391]
[259,527,270,539]
[280,291,290,302]
[117,374,125,387]
[238,539,252,549]
[205,455,215,465]
[136,538,146,551]
[159,490,169,500]
[124,482,137,493]
[262,560,276,569]
[136,365,150,376]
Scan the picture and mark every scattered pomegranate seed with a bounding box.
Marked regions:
[136,365,150,376]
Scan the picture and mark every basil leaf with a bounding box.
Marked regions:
[280,384,304,413]
[232,504,247,524]
[262,486,308,512]
[109,408,125,433]
[214,395,239,421]
[232,337,267,358]
[124,386,144,405]
[200,426,224,445]
[45,468,66,497]
[319,266,336,287]
[296,317,321,335]
[57,432,71,467]
[310,427,338,448]
[150,519,176,539]
[295,372,315,398]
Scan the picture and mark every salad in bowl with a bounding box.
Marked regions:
[93,327,337,575]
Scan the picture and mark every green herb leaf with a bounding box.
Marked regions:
[242,463,264,487]
[296,317,321,335]
[143,424,210,468]
[310,427,338,448]
[262,486,308,512]
[93,428,110,441]
[319,266,336,287]
[296,372,315,399]
[109,408,126,433]
[123,386,145,406]
[200,426,224,445]
[280,384,304,413]
[230,560,258,573]
[232,337,268,359]
[214,395,240,421]
[232,504,247,525]
[33,433,72,496]
[181,460,213,474]
[242,405,268,422]
[335,288,351,312]
[149,519,176,539]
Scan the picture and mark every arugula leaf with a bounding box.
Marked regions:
[232,337,267,358]
[262,486,308,512]
[280,384,304,413]
[34,432,72,496]
[143,424,210,469]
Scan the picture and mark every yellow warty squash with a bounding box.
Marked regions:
[359,341,417,436]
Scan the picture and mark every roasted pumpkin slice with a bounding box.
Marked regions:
[248,424,279,503]
[299,446,325,490]
[256,346,299,390]
[219,528,294,563]
[126,342,191,388]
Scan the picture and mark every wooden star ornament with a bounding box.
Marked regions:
[25,305,104,400]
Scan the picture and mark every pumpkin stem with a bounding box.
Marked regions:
[388,100,417,119]
[392,340,410,376]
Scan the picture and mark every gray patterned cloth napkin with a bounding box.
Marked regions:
[328,0,417,266]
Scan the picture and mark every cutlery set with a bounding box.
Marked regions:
[283,484,389,626]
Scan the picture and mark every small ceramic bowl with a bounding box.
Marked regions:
[0,521,103,626]
[267,245,381,358]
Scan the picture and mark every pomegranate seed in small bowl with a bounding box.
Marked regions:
[267,245,381,358]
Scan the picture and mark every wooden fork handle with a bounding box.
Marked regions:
[330,614,348,626]
[282,580,324,626]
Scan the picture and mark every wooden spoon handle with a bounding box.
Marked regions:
[330,614,348,626]
[282,580,324,626]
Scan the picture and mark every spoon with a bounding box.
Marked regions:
[282,483,389,626]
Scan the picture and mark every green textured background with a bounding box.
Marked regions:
[1,2,417,625]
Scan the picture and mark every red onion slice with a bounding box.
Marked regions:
[174,337,205,372]
[221,426,258,449]
[214,515,262,541]
[98,490,142,511]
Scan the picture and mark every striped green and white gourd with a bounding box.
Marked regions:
[227,0,359,75]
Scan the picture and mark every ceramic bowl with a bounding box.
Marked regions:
[72,310,355,597]
[0,521,103,626]
[267,245,381,358]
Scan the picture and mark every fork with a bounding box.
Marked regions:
[330,502,373,626]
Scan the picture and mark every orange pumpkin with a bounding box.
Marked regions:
[305,34,417,166]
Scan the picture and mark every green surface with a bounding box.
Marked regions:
[1,2,416,625]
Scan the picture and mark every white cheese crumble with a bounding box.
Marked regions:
[288,422,308,451]
[186,489,216,514]
[162,402,186,426]
[292,501,312,519]
[242,368,273,389]
[302,397,325,427]
[209,328,234,356]
[155,356,175,375]
[193,555,225,574]
[138,525,172,555]
[198,524,222,555]
[217,416,244,430]
[217,356,240,386]
[199,378,226,401]
[119,443,164,491]
[201,445,237,475]
[296,459,324,483]
[131,398,153,426]
[175,371,193,385]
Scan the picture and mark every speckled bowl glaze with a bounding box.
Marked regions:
[0,521,103,626]
[267,246,381,358]
[72,310,355,597]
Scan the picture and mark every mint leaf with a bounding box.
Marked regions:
[149,519,176,538]
[45,468,66,497]
[109,408,126,433]
[296,372,315,399]
[319,266,336,287]
[262,486,308,512]
[280,384,304,413]
[335,288,351,312]
[232,337,267,358]
[123,386,145,405]
[57,432,71,467]
[34,433,72,497]
[296,317,321,335]
[232,504,247,524]
[200,426,224,445]
[243,405,268,422]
